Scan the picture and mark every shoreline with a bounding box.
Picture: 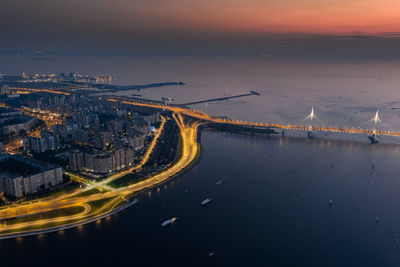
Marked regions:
[0,125,204,240]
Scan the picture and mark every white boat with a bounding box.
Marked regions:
[201,198,212,206]
[216,176,227,185]
[161,217,177,227]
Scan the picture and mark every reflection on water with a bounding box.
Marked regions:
[1,56,400,265]
[2,131,400,265]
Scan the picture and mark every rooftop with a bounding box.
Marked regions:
[0,154,52,178]
[0,115,34,127]
[0,107,18,115]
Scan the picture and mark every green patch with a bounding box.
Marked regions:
[0,197,119,235]
[0,158,41,176]
[70,188,101,198]
[88,197,117,214]
[17,182,80,203]
[0,218,82,235]
[80,174,109,182]
[2,206,85,226]
[107,172,146,188]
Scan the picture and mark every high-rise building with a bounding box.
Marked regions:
[0,154,63,198]
[132,119,151,135]
[23,131,59,154]
[68,149,84,172]
[41,131,58,150]
[80,145,135,174]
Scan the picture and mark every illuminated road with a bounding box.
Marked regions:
[0,110,200,237]
[108,98,400,137]
[10,87,71,95]
[1,114,168,217]
[1,104,65,153]
[96,114,168,189]
[1,96,392,238]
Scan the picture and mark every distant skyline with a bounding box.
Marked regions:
[1,0,400,56]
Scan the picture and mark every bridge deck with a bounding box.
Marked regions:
[108,98,399,137]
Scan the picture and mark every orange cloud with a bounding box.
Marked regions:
[121,0,400,34]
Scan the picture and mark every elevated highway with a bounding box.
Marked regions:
[108,98,400,138]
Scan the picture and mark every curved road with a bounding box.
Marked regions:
[0,110,200,237]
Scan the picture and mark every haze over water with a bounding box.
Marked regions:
[3,55,400,128]
[2,55,400,265]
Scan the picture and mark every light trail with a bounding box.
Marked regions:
[0,110,200,237]
[94,115,168,189]
[67,115,168,191]
[2,96,394,238]
[9,87,71,95]
[107,98,400,137]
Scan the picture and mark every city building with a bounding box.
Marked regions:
[107,120,123,136]
[73,113,99,130]
[70,145,135,174]
[132,118,151,135]
[94,131,112,149]
[0,107,21,117]
[125,128,145,150]
[68,149,84,172]
[23,131,59,153]
[0,84,10,95]
[0,115,37,136]
[0,154,63,198]
[41,131,59,150]
[51,122,79,140]
[138,112,160,124]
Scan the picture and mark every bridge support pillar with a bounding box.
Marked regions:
[266,127,272,138]
[368,134,378,144]
[307,131,314,139]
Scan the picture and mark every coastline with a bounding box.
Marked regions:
[0,123,204,240]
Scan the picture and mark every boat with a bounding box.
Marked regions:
[216,176,227,185]
[161,217,177,227]
[201,198,212,206]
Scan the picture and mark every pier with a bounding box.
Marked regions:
[181,90,260,106]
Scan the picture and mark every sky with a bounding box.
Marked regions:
[1,0,400,56]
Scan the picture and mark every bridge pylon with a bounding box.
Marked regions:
[371,109,382,124]
[368,109,383,144]
[304,106,319,139]
[368,133,378,144]
[306,106,316,121]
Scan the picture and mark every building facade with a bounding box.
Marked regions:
[69,145,135,174]
[23,131,59,153]
[0,154,63,198]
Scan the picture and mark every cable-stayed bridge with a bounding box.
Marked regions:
[108,98,395,143]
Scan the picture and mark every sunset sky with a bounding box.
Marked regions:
[1,0,400,55]
[116,0,400,33]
